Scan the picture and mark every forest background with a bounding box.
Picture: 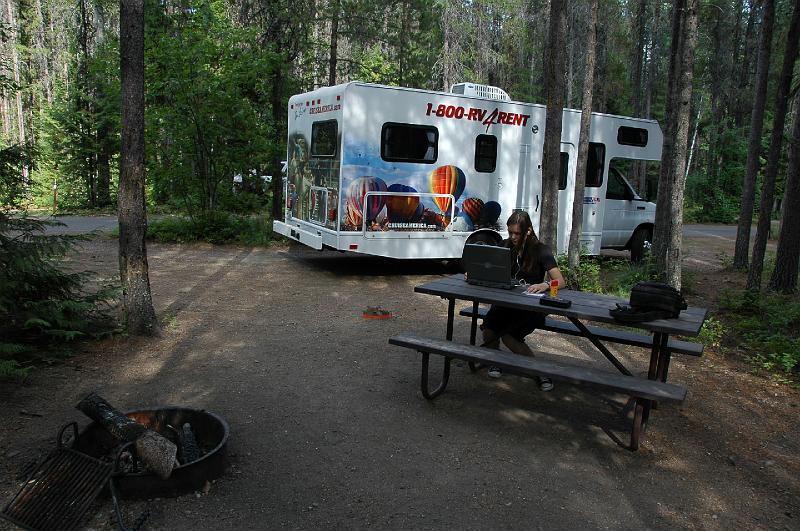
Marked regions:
[2,0,800,381]
[2,0,796,222]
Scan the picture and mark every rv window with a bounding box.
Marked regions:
[585,143,605,188]
[311,120,337,157]
[617,126,648,147]
[559,152,569,190]
[381,123,438,163]
[606,167,629,199]
[475,135,497,172]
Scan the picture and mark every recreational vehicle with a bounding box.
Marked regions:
[273,81,662,261]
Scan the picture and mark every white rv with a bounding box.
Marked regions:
[273,81,661,260]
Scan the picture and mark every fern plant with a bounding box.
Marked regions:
[1,144,117,378]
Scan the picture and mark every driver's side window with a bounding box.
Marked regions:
[606,168,629,200]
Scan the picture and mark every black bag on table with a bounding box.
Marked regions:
[610,281,688,323]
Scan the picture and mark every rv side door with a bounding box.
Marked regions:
[602,166,636,247]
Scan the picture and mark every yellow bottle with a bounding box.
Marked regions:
[549,279,559,298]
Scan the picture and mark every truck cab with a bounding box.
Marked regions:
[601,165,654,261]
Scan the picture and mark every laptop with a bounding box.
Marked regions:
[462,244,517,289]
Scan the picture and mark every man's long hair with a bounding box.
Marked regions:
[507,210,539,272]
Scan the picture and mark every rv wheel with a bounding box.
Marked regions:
[630,227,652,262]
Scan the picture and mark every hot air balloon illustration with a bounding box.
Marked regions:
[385,183,420,221]
[344,176,388,228]
[480,200,502,225]
[461,197,484,222]
[429,165,466,213]
[451,212,475,232]
[410,202,424,221]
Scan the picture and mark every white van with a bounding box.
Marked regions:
[273,81,661,260]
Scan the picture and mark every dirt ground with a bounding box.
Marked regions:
[1,231,798,530]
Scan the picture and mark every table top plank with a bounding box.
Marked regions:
[415,275,707,337]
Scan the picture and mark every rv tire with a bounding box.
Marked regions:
[630,227,652,262]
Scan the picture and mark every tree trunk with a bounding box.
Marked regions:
[119,0,158,336]
[641,0,663,199]
[568,0,597,269]
[5,0,27,182]
[735,0,757,128]
[270,67,285,223]
[631,0,646,117]
[652,0,683,267]
[685,93,703,181]
[768,93,800,293]
[644,0,662,120]
[629,0,647,192]
[733,0,774,270]
[746,0,800,290]
[654,0,699,289]
[540,0,567,247]
[592,15,607,113]
[328,0,339,86]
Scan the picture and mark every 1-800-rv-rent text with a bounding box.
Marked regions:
[273,81,662,261]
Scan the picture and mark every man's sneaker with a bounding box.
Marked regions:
[539,377,554,392]
[488,366,502,378]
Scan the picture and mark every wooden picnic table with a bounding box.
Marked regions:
[390,275,708,450]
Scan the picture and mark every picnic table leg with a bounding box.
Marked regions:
[624,333,671,450]
[568,317,632,376]
[446,298,455,341]
[643,332,670,422]
[469,301,479,345]
[420,352,451,399]
[468,301,480,373]
[655,333,672,382]
[417,298,456,399]
[630,399,649,451]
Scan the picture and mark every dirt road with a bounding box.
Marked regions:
[1,236,797,530]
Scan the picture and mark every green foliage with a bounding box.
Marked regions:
[0,359,31,379]
[556,254,602,292]
[684,117,750,223]
[31,23,121,209]
[147,212,277,246]
[145,0,276,217]
[557,255,662,297]
[718,289,800,378]
[1,144,118,378]
[601,257,663,297]
[698,316,724,349]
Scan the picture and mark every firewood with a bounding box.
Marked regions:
[76,392,177,479]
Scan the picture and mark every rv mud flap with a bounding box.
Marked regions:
[273,220,323,250]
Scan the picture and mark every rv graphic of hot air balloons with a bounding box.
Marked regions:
[385,183,420,221]
[451,212,475,232]
[344,176,388,229]
[461,197,484,222]
[429,165,466,213]
[481,200,502,224]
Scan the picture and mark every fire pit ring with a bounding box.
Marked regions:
[75,407,229,499]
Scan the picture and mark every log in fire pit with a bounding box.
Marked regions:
[75,407,229,498]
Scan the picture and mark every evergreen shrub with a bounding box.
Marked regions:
[1,145,118,379]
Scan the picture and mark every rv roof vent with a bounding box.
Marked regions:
[450,83,510,101]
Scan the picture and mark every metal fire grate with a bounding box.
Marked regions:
[1,446,112,531]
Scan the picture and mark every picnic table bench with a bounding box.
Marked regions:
[388,275,707,451]
[458,305,703,357]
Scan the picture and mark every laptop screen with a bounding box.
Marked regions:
[462,244,515,288]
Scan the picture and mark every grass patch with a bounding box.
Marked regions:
[557,255,663,297]
[146,212,280,246]
[717,289,800,380]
